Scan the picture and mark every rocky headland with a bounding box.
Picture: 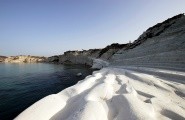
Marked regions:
[47,13,185,70]
[47,43,128,69]
[4,55,46,63]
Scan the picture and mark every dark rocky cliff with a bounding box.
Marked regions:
[47,43,127,66]
[0,56,7,62]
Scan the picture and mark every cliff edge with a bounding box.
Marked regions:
[111,13,185,71]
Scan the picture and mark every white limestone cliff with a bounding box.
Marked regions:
[15,14,185,120]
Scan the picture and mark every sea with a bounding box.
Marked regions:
[0,63,94,120]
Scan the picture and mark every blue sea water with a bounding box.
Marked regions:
[0,63,94,120]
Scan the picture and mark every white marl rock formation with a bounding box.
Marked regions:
[111,14,185,71]
[16,14,185,120]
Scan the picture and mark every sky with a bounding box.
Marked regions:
[0,0,185,56]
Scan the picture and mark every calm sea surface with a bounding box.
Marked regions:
[0,63,94,120]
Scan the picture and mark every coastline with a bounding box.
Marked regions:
[10,14,185,119]
[0,63,94,120]
[15,67,185,120]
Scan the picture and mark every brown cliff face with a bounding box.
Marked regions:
[5,55,46,63]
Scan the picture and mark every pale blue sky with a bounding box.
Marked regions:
[0,0,185,56]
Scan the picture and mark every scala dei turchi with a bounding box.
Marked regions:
[15,14,185,120]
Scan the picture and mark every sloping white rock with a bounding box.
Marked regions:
[91,59,109,69]
[111,15,185,70]
[15,67,185,120]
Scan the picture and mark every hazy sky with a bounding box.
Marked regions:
[1,0,185,56]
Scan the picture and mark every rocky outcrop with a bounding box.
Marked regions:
[47,56,59,63]
[91,59,109,69]
[48,43,127,68]
[98,43,128,60]
[58,51,94,66]
[0,56,7,62]
[111,13,185,70]
[5,55,46,63]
